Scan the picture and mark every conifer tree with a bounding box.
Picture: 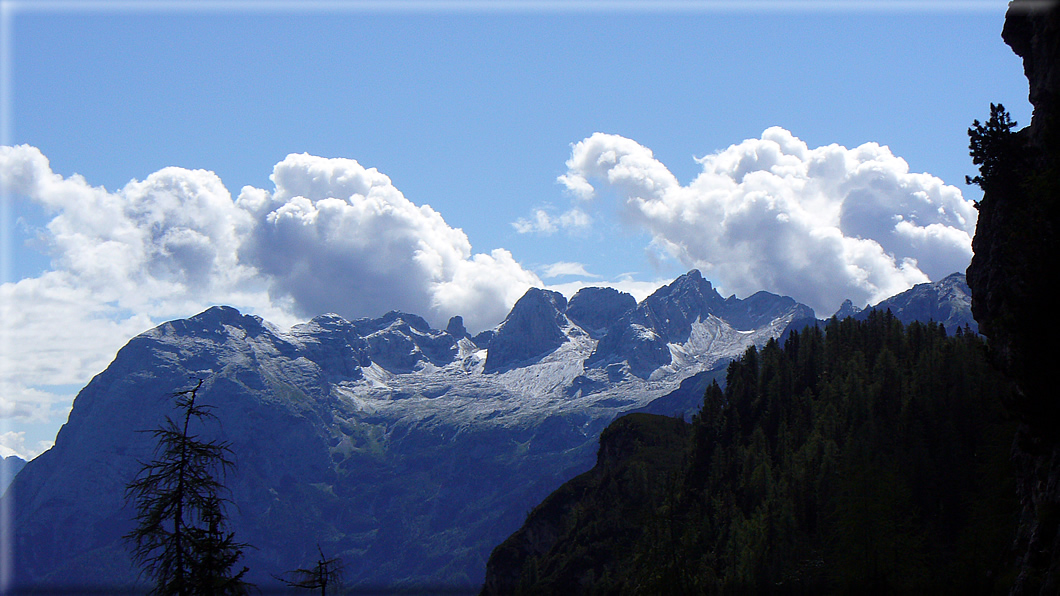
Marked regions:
[967,102,1020,196]
[277,545,344,595]
[125,379,250,595]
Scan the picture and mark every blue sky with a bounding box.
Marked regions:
[0,0,1032,460]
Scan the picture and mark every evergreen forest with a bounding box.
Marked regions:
[489,312,1019,595]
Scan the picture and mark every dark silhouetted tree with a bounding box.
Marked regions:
[967,102,1020,196]
[277,545,344,595]
[125,379,251,595]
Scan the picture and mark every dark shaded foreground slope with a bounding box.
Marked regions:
[482,314,1019,595]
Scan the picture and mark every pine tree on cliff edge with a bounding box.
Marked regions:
[966,102,1020,199]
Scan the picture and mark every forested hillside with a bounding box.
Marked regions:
[483,312,1018,595]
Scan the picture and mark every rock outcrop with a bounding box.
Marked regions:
[966,2,1060,593]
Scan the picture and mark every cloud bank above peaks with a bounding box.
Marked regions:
[0,146,541,428]
[558,128,977,316]
[1,146,539,334]
[237,153,540,332]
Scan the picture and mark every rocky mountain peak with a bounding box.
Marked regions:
[484,288,570,372]
[446,315,469,339]
[160,304,266,339]
[564,287,636,338]
[1,455,26,495]
[586,270,813,379]
[351,310,432,336]
[720,290,811,331]
[832,299,863,320]
[638,269,726,340]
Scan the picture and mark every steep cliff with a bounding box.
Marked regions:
[965,2,1060,594]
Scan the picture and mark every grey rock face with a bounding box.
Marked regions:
[719,291,814,331]
[832,299,863,320]
[483,288,570,372]
[565,287,636,338]
[589,323,673,380]
[633,269,726,343]
[446,315,469,339]
[587,271,720,377]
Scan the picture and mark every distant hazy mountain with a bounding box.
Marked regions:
[1,455,26,495]
[5,270,970,591]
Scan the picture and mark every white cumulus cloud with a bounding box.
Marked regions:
[559,129,976,315]
[0,431,53,461]
[238,153,541,332]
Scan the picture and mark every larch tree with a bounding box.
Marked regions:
[125,379,251,595]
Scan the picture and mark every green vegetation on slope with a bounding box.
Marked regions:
[484,311,1019,595]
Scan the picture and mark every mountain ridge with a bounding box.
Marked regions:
[4,269,973,591]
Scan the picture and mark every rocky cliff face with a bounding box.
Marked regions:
[966,2,1060,593]
[586,270,816,379]
[483,288,570,372]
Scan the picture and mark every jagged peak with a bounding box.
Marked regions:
[375,310,433,333]
[306,312,350,327]
[288,313,355,339]
[484,288,569,372]
[509,287,568,315]
[832,299,863,320]
[648,269,714,300]
[152,305,269,340]
[189,305,247,325]
[446,316,469,339]
[857,271,975,335]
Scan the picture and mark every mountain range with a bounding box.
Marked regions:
[3,270,974,591]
